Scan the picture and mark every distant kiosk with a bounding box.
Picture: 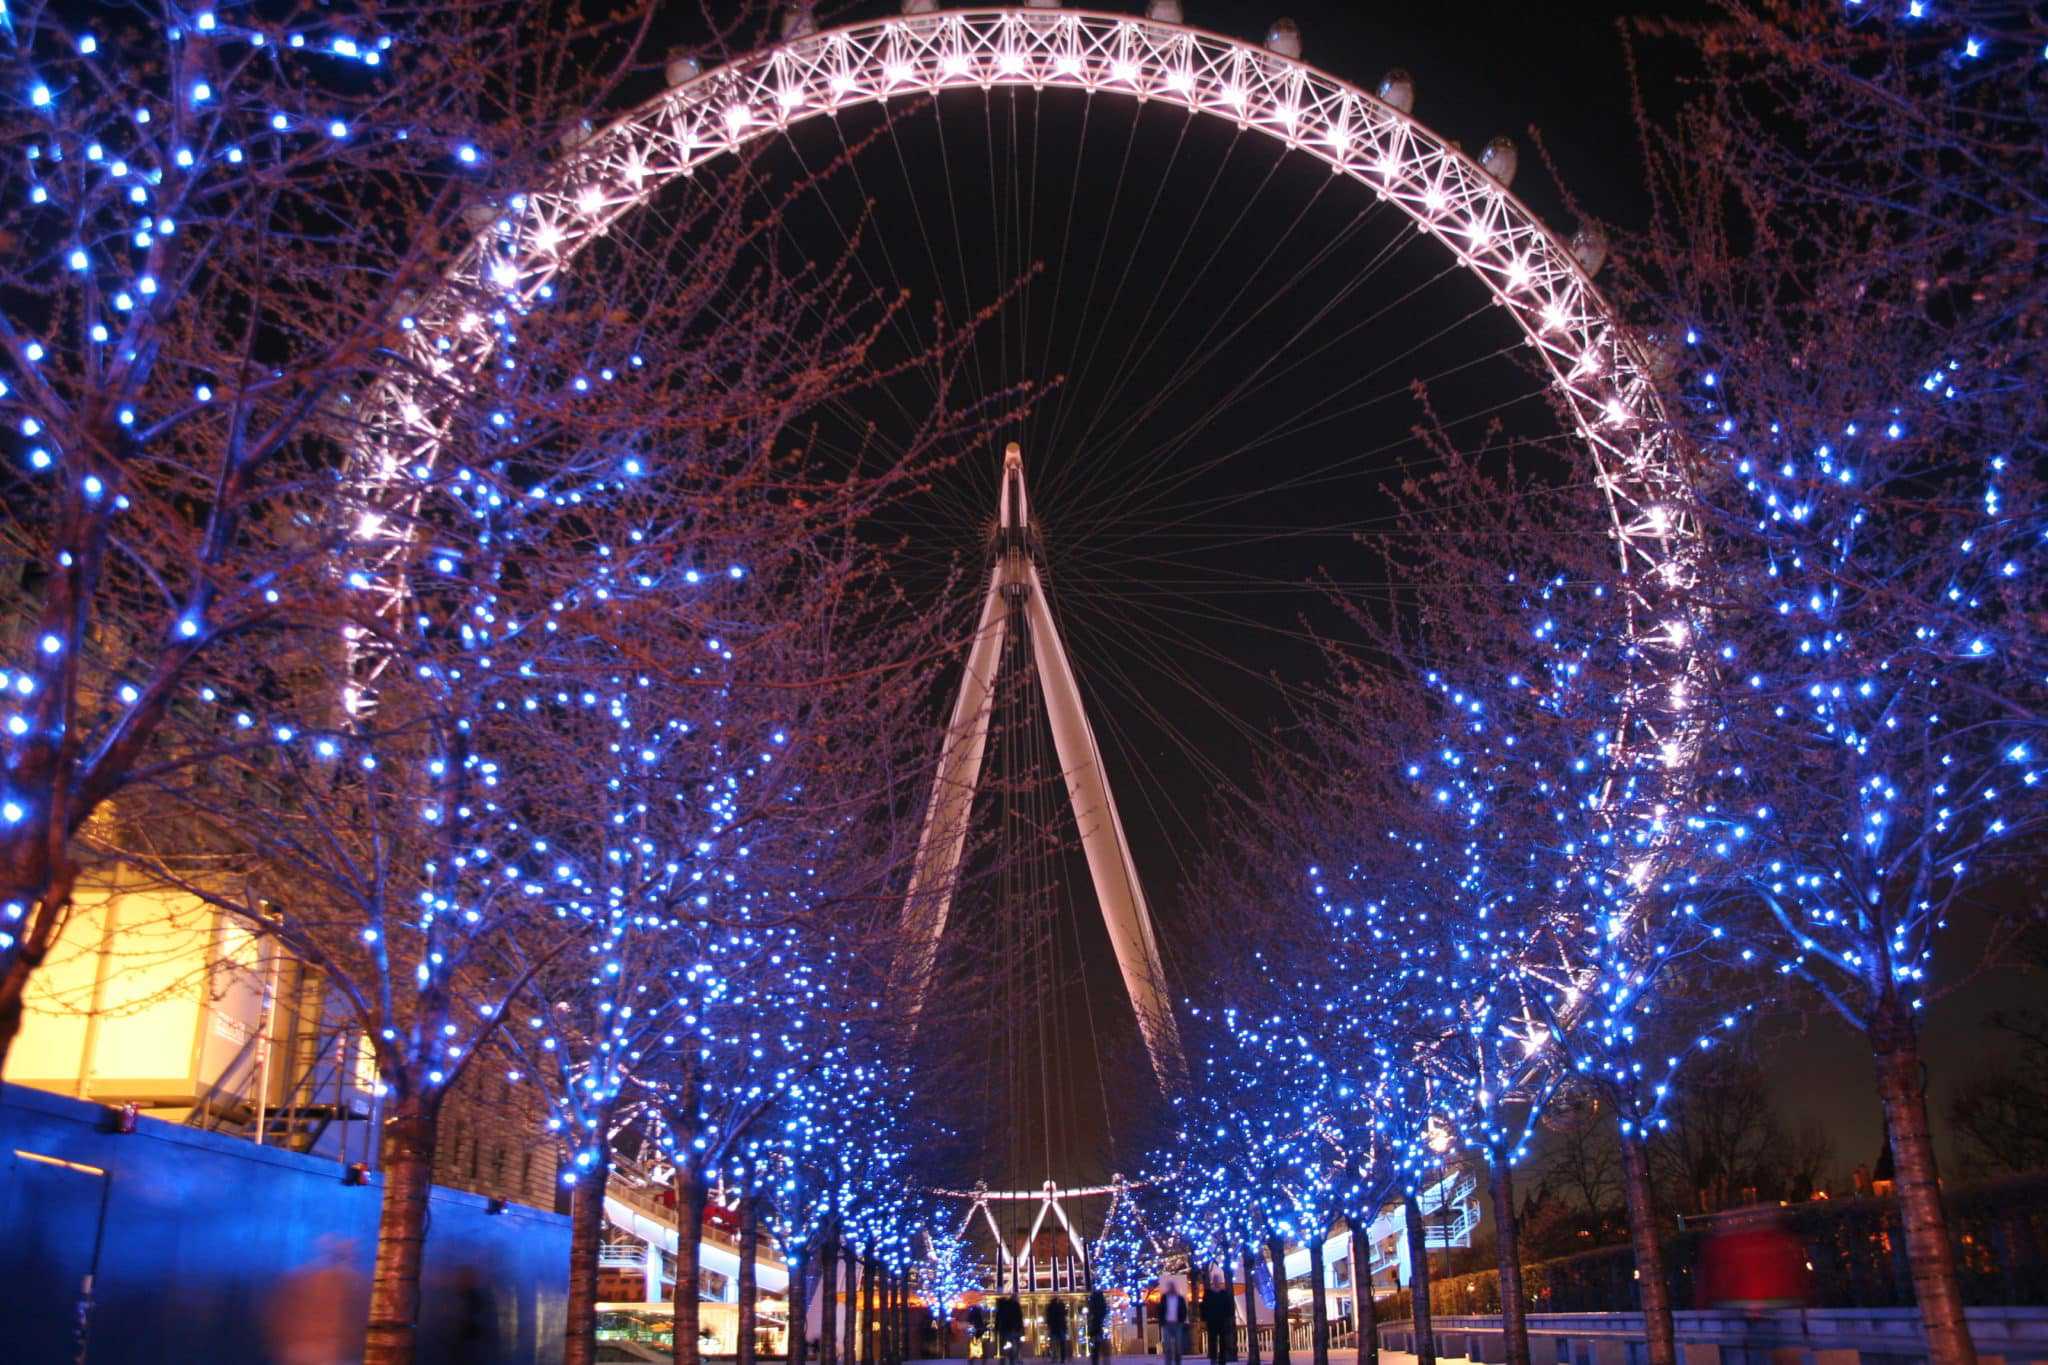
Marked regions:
[897,443,1184,1088]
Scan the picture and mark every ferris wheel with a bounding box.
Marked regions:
[358,3,1692,607]
[350,2,1706,1196]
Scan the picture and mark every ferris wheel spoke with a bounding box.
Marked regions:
[1028,87,1104,448]
[1067,246,1486,535]
[1049,126,1306,514]
[1052,602,1258,827]
[1036,106,1240,508]
[1083,210,1428,478]
[1094,296,1511,531]
[1036,100,1207,488]
[1054,612,1279,840]
[1067,167,1376,492]
[1071,380,1547,555]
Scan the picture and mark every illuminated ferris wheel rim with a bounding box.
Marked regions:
[355,5,1703,792]
[365,5,1687,548]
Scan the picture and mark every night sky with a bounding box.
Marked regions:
[683,1,2032,1191]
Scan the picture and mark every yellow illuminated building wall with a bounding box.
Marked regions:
[3,870,270,1112]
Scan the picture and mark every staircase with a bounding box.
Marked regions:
[184,1004,374,1159]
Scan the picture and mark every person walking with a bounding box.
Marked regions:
[1086,1290,1109,1365]
[1201,1271,1236,1365]
[263,1235,367,1365]
[995,1294,1025,1365]
[1156,1278,1189,1365]
[1046,1296,1071,1364]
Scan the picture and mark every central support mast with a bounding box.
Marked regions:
[899,443,1185,1089]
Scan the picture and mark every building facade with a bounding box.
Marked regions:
[3,869,563,1212]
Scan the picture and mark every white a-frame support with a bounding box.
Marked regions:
[899,443,1184,1088]
[948,1180,1124,1290]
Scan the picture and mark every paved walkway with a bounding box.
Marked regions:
[612,1357,1394,1365]
[921,1354,1411,1365]
[598,1358,1425,1365]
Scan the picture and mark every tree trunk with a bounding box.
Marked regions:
[1617,1125,1676,1365]
[1242,1243,1262,1365]
[1349,1224,1377,1365]
[886,1266,899,1365]
[1486,1157,1531,1365]
[861,1255,877,1365]
[1403,1192,1436,1365]
[365,1102,439,1365]
[1216,1251,1231,1365]
[792,1249,811,1365]
[882,1260,896,1365]
[880,1265,895,1365]
[1871,1001,1978,1365]
[1268,1236,1291,1365]
[566,1158,612,1365]
[740,1198,760,1365]
[821,1239,839,1365]
[898,1266,911,1363]
[852,1255,865,1365]
[900,1266,913,1362]
[843,1243,859,1365]
[673,1167,710,1365]
[0,948,38,1077]
[1308,1232,1330,1365]
[0,869,75,1078]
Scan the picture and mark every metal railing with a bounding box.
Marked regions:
[1433,1196,1482,1249]
[183,1016,374,1169]
[1372,1307,2048,1365]
[1377,1174,2048,1317]
[604,1156,780,1264]
[185,1028,266,1132]
[1363,1170,1486,1278]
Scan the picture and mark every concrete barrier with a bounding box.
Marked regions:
[2,1081,570,1363]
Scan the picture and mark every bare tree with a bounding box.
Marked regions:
[0,0,738,1069]
[87,80,1017,1365]
[1948,925,2048,1177]
[1607,7,2048,1359]
[1532,1088,1624,1245]
[1948,1014,2048,1178]
[1650,1054,1791,1215]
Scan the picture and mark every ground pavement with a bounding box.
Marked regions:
[593,1358,1425,1365]
[921,1353,1409,1365]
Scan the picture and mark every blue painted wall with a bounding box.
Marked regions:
[1,1082,568,1364]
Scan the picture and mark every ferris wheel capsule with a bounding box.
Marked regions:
[779,4,818,39]
[1570,224,1609,277]
[1265,19,1302,60]
[1480,135,1518,188]
[666,52,703,86]
[901,0,938,14]
[1146,0,1185,21]
[1377,68,1415,114]
[1640,329,1681,382]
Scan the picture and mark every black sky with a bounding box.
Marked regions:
[691,1,2034,1188]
